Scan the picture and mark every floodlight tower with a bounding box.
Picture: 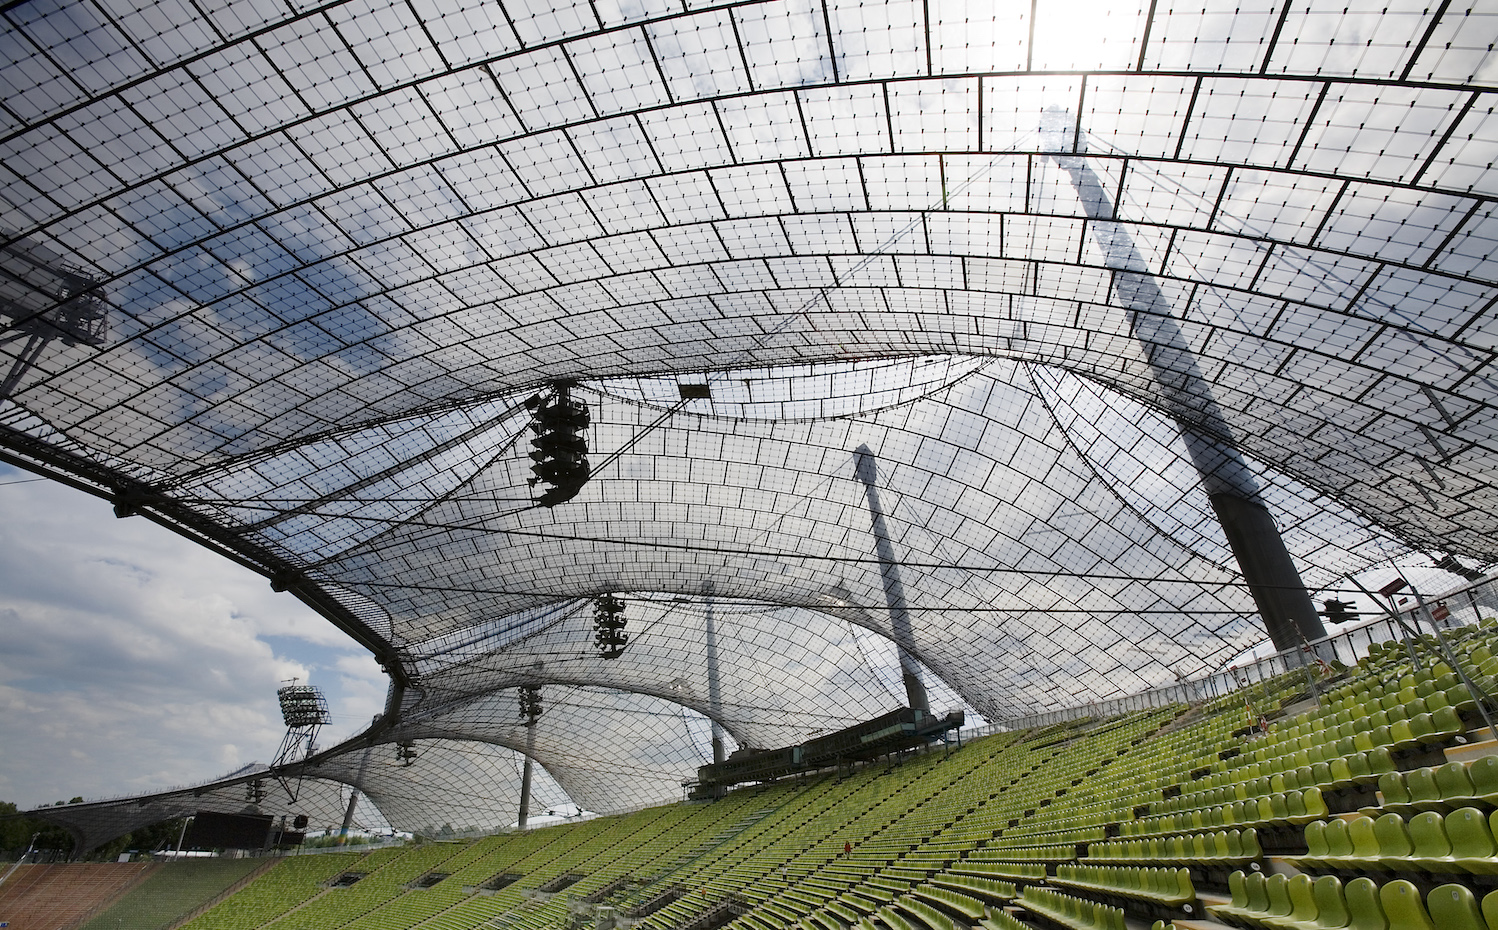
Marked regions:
[273,681,331,768]
[1,233,109,397]
[517,685,542,829]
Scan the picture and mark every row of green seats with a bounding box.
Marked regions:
[907,884,986,920]
[1050,864,1195,908]
[950,860,1046,882]
[1016,886,1125,930]
[929,873,1017,902]
[978,909,1027,930]
[1174,743,1398,815]
[1125,787,1328,836]
[1371,758,1498,816]
[179,852,363,930]
[1215,872,1495,930]
[1293,807,1498,875]
[1087,827,1263,865]
[1254,751,1393,795]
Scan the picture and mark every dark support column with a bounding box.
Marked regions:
[1211,493,1324,648]
[1040,108,1325,653]
[338,743,374,845]
[853,444,930,712]
[706,595,725,767]
[338,789,361,841]
[518,724,536,829]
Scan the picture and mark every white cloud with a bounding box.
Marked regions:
[0,470,387,810]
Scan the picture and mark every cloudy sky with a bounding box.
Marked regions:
[0,461,387,811]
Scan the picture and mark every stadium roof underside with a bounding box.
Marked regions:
[5,0,1498,836]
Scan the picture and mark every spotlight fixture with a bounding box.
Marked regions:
[1320,599,1359,626]
[519,685,542,724]
[592,593,628,659]
[395,741,417,766]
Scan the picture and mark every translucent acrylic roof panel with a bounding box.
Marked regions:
[4,0,1496,825]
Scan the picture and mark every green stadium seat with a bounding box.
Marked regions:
[1445,807,1498,874]
[1276,873,1318,930]
[1406,811,1458,872]
[1296,788,1328,822]
[1435,762,1478,806]
[1212,871,1266,927]
[1446,685,1479,716]
[1366,747,1398,783]
[1263,873,1294,925]
[1378,879,1435,930]
[1306,875,1350,930]
[1467,757,1498,803]
[1371,813,1416,870]
[1328,755,1363,789]
[1336,817,1383,872]
[1297,821,1330,871]
[1405,767,1445,813]
[1368,725,1393,751]
[1484,889,1498,930]
[1343,877,1386,930]
[1426,883,1486,930]
[1375,771,1412,814]
[1430,705,1466,741]
[1271,793,1292,823]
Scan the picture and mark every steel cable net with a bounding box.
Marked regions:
[34,768,391,852]
[310,738,573,835]
[403,598,971,742]
[2,0,1496,822]
[381,688,730,818]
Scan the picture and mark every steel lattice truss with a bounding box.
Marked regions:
[4,0,1498,835]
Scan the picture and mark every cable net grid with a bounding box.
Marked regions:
[1,0,1495,822]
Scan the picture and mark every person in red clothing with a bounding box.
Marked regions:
[843,841,851,855]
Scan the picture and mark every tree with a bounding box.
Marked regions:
[0,800,75,858]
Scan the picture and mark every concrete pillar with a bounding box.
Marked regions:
[853,444,930,712]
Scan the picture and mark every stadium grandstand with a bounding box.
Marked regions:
[5,0,1498,926]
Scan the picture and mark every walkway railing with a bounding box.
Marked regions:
[998,574,1498,731]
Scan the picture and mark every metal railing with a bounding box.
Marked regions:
[999,575,1498,731]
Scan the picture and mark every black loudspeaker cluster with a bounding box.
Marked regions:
[526,380,590,507]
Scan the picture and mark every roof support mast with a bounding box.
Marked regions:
[854,445,930,712]
[1039,108,1325,653]
[518,686,542,828]
[706,592,726,767]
